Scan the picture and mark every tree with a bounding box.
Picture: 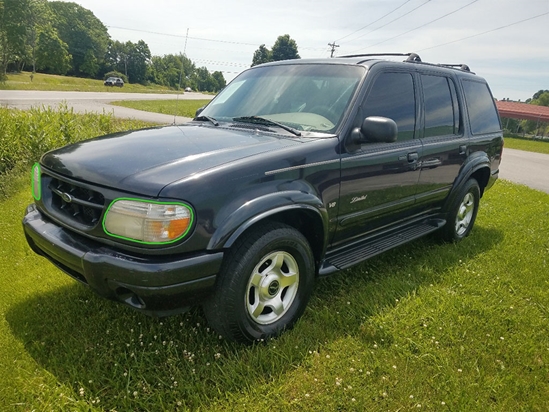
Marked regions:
[48,1,110,77]
[148,53,196,89]
[251,44,272,67]
[35,27,71,74]
[532,90,549,100]
[0,0,31,75]
[80,49,99,77]
[250,35,300,67]
[125,40,150,84]
[190,66,226,92]
[531,91,549,107]
[212,71,226,90]
[193,66,213,92]
[271,34,300,61]
[103,40,129,77]
[26,0,51,74]
[103,39,151,84]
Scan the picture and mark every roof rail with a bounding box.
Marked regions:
[438,63,471,72]
[339,52,422,62]
[337,53,473,73]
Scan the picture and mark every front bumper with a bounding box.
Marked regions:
[22,204,223,316]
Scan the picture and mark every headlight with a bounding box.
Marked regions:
[103,199,194,244]
[31,163,41,201]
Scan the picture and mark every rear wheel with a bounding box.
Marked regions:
[203,222,315,343]
[441,178,480,242]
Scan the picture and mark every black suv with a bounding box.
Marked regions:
[23,53,503,343]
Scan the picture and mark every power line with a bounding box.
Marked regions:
[194,59,249,68]
[107,25,325,51]
[343,0,431,45]
[107,25,259,46]
[417,11,549,52]
[347,0,479,54]
[335,0,414,42]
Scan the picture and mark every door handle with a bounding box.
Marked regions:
[407,152,418,162]
[459,145,467,155]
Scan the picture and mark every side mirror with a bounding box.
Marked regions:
[361,116,398,143]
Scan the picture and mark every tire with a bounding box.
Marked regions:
[441,178,480,242]
[203,222,315,343]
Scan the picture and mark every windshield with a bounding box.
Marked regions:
[201,64,365,134]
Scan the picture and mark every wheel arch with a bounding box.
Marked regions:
[444,153,491,212]
[470,166,490,197]
[208,192,329,267]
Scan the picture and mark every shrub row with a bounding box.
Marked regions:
[0,104,151,197]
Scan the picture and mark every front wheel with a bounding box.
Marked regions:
[441,178,480,242]
[203,222,315,343]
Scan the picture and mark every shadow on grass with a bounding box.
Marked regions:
[5,226,503,410]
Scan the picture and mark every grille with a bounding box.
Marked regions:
[48,176,105,228]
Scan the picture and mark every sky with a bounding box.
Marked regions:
[74,0,549,101]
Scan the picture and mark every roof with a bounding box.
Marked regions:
[496,100,549,122]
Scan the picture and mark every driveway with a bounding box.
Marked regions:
[499,148,549,194]
[0,90,212,124]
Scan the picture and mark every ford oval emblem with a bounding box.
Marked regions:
[61,192,73,203]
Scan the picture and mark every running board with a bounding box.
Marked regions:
[319,219,445,276]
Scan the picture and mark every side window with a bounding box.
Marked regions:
[362,72,416,141]
[462,80,501,135]
[422,75,460,137]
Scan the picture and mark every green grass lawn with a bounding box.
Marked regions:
[1,179,548,411]
[504,136,549,155]
[1,71,176,93]
[110,99,212,119]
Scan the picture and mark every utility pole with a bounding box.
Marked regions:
[328,41,339,58]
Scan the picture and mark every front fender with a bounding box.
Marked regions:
[207,190,328,250]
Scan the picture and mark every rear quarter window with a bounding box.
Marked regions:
[462,80,501,135]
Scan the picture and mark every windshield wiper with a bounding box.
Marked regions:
[232,116,302,137]
[194,115,219,126]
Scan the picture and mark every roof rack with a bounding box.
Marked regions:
[338,52,473,73]
[338,52,422,62]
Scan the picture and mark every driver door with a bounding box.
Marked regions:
[333,71,422,246]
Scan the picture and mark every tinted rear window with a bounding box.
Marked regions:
[422,75,460,137]
[462,80,501,135]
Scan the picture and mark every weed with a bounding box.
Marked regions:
[0,105,151,199]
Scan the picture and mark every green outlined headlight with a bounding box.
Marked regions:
[103,198,194,244]
[31,163,41,201]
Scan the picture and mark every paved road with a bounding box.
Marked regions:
[499,148,549,194]
[0,90,212,124]
[1,91,548,193]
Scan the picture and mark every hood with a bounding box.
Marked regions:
[41,124,306,196]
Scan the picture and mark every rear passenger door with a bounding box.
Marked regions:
[415,73,466,208]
